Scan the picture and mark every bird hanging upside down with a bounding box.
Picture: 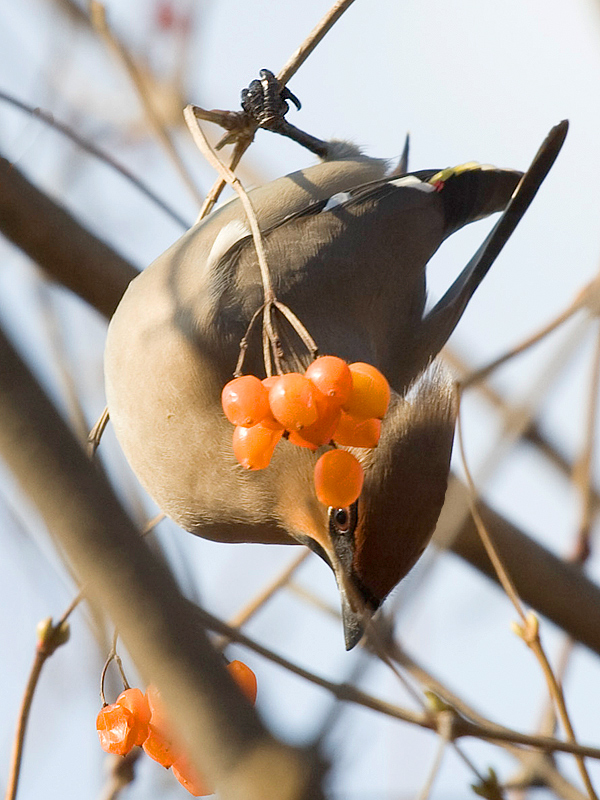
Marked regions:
[104,71,567,648]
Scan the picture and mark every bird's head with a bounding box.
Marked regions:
[272,363,457,649]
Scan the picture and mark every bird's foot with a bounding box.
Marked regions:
[241,69,301,129]
[239,69,330,159]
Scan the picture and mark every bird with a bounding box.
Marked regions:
[104,77,567,648]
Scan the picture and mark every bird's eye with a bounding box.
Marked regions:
[334,508,349,530]
[329,504,356,535]
[328,501,358,538]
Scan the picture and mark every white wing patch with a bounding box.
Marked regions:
[389,175,435,192]
[322,192,352,212]
[206,220,251,274]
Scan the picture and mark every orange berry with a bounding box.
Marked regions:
[259,377,285,430]
[343,363,390,420]
[288,388,341,449]
[143,686,179,768]
[96,703,138,756]
[287,430,318,451]
[143,727,179,768]
[232,423,283,470]
[333,412,381,449]
[314,449,364,507]
[172,755,213,796]
[305,356,352,406]
[227,660,257,705]
[268,373,318,431]
[221,376,270,428]
[116,687,151,746]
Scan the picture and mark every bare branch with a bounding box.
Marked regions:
[0,323,325,800]
[0,156,137,318]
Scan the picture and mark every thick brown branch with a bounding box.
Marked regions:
[0,324,325,800]
[0,157,137,318]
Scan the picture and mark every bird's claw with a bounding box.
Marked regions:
[239,69,329,158]
[241,69,301,132]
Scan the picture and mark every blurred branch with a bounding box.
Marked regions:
[444,344,600,517]
[0,323,325,800]
[192,602,600,762]
[390,642,587,800]
[460,268,600,390]
[437,478,600,658]
[0,155,137,318]
[0,90,190,228]
[90,1,203,207]
[98,750,141,800]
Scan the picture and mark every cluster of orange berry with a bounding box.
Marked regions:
[221,356,390,508]
[96,660,257,797]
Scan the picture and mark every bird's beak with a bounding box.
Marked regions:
[332,560,373,651]
[340,589,365,650]
[285,504,372,649]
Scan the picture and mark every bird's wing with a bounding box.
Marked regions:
[211,163,530,387]
[412,120,569,374]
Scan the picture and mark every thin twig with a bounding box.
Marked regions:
[277,0,358,85]
[0,89,190,229]
[100,630,130,705]
[185,106,318,375]
[460,298,586,390]
[456,387,598,799]
[529,645,597,800]
[444,336,600,519]
[191,603,600,760]
[573,321,600,553]
[416,729,449,800]
[5,619,71,800]
[227,551,309,631]
[391,642,587,800]
[183,106,275,302]
[455,386,527,620]
[90,1,203,208]
[142,512,166,536]
[528,323,600,770]
[193,0,358,221]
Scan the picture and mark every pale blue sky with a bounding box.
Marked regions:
[1,1,600,798]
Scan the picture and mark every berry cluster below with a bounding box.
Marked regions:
[221,356,390,508]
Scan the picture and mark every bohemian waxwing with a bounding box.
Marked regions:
[104,96,567,648]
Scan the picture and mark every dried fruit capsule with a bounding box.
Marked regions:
[314,449,364,507]
[305,356,352,406]
[268,373,318,431]
[333,413,381,449]
[343,363,390,420]
[172,755,212,796]
[232,423,283,470]
[228,660,257,705]
[96,703,138,756]
[116,687,151,746]
[143,686,179,768]
[221,376,270,428]
[143,728,179,768]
